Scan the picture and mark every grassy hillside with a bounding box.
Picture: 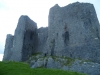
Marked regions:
[0,61,87,75]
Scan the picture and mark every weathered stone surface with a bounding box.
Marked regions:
[3,2,100,62]
[46,57,55,68]
[31,58,44,68]
[30,60,36,67]
[3,34,14,61]
[45,2,100,63]
[3,15,37,61]
[36,27,48,53]
[29,55,100,75]
[3,2,100,75]
[69,60,100,75]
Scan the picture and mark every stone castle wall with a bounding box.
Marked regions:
[3,16,38,61]
[3,2,100,63]
[45,2,100,63]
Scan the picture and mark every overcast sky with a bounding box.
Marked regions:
[0,0,100,61]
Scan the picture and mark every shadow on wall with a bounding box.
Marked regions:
[63,25,69,45]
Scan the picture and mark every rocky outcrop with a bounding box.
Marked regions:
[45,2,100,63]
[28,54,100,75]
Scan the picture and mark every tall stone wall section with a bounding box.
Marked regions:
[36,27,48,53]
[3,2,100,63]
[3,34,14,61]
[3,15,38,61]
[46,2,100,62]
[21,16,38,61]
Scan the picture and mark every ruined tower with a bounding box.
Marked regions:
[3,2,100,63]
[45,2,100,62]
[3,16,38,61]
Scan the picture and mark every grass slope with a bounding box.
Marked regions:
[0,61,87,75]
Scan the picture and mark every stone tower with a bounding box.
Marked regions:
[45,2,100,62]
[3,16,38,61]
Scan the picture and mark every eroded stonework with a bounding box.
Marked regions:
[3,16,38,61]
[3,2,100,75]
[45,2,100,63]
[3,2,100,63]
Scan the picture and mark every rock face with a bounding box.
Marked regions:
[28,54,100,75]
[45,2,100,63]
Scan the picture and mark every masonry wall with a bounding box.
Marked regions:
[3,2,100,63]
[3,34,14,61]
[46,2,100,63]
[3,16,37,61]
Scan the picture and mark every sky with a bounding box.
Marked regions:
[0,0,100,61]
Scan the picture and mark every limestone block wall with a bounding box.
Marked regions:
[46,2,100,61]
[3,2,100,63]
[3,34,14,61]
[3,15,37,61]
[36,27,48,53]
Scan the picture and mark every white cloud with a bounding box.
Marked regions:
[0,54,3,61]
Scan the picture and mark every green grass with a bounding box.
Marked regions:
[0,61,87,75]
